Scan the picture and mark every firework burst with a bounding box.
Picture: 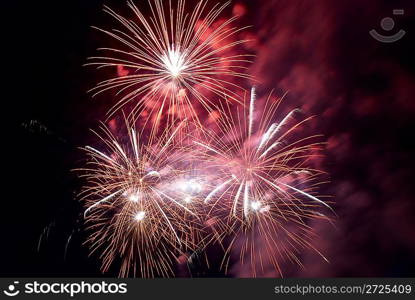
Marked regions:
[77,118,204,277]
[75,0,335,278]
[193,88,333,276]
[87,0,252,133]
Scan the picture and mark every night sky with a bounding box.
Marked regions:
[2,0,415,277]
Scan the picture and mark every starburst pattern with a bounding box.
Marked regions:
[77,119,204,277]
[87,0,252,132]
[193,88,333,276]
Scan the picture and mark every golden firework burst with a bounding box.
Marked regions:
[87,0,252,134]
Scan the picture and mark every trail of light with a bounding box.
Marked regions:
[258,141,281,159]
[151,189,182,245]
[232,180,245,216]
[256,123,277,153]
[113,141,128,161]
[278,182,333,211]
[248,86,256,138]
[194,141,229,159]
[84,190,122,217]
[85,146,119,165]
[152,187,197,216]
[243,181,250,217]
[204,177,235,203]
[131,129,139,161]
[158,119,186,156]
[142,171,161,181]
[261,109,299,155]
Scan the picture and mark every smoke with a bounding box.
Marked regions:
[227,0,415,277]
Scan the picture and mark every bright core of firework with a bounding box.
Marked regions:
[129,193,139,203]
[134,211,146,221]
[250,201,261,211]
[87,0,252,129]
[184,196,192,203]
[161,46,188,78]
[179,179,203,194]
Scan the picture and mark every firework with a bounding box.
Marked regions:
[193,88,333,276]
[77,0,335,278]
[77,118,204,277]
[87,0,252,133]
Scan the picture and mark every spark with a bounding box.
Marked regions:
[128,193,139,203]
[204,177,235,203]
[248,86,256,138]
[83,190,121,218]
[278,182,334,211]
[250,201,261,211]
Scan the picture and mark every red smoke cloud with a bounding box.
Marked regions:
[225,0,415,277]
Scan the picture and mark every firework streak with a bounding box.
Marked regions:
[78,120,207,277]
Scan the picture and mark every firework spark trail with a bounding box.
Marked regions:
[76,119,205,277]
[83,190,121,218]
[192,88,333,276]
[87,0,252,134]
[204,177,235,203]
[248,86,256,138]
